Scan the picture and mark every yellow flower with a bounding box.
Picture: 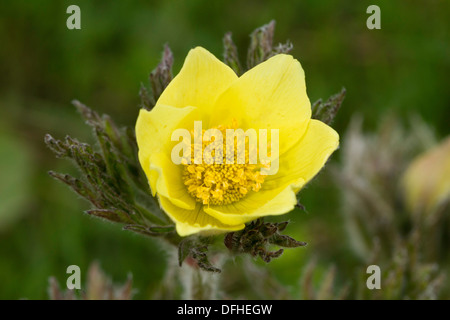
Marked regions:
[402,136,450,215]
[136,47,339,236]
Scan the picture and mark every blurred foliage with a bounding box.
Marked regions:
[48,261,134,300]
[333,116,449,299]
[0,123,32,231]
[0,0,449,299]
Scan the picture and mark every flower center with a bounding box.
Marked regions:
[182,125,266,206]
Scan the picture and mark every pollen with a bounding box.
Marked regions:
[182,125,266,206]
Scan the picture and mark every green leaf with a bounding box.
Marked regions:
[178,239,192,267]
[123,224,173,237]
[247,20,276,69]
[86,209,135,224]
[272,41,293,55]
[223,32,242,75]
[312,88,346,125]
[178,238,221,273]
[224,218,306,263]
[269,233,307,248]
[149,44,174,107]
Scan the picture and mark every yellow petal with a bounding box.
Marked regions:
[210,54,311,154]
[265,119,339,192]
[135,104,197,195]
[157,47,238,118]
[203,119,338,225]
[204,184,301,225]
[158,196,245,236]
[148,152,196,210]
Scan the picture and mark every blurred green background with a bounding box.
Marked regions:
[0,0,449,299]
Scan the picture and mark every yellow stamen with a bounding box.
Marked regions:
[182,124,266,206]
